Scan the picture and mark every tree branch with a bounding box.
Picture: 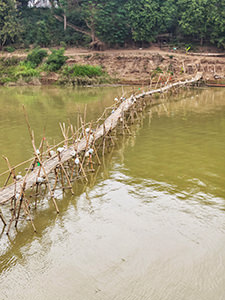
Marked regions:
[54,14,99,40]
[54,14,104,48]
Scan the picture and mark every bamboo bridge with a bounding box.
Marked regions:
[0,72,202,235]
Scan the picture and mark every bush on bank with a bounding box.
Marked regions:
[26,47,48,68]
[44,48,68,72]
[0,48,111,86]
[62,65,105,78]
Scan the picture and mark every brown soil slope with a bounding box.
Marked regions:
[65,48,225,84]
[1,47,225,84]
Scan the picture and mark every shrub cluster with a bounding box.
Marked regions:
[63,64,105,78]
[4,46,15,53]
[0,48,110,85]
[15,61,40,78]
[44,48,68,72]
[26,47,48,68]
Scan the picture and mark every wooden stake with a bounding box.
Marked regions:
[0,208,6,227]
[59,163,74,194]
[31,133,59,213]
[23,198,36,232]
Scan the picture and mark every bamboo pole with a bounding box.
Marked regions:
[32,136,59,213]
[0,208,6,227]
[23,106,59,213]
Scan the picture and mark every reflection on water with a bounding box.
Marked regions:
[0,87,225,300]
[0,85,135,174]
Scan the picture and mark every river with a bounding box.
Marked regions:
[0,86,225,300]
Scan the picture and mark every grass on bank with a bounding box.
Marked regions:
[15,61,40,78]
[62,64,105,78]
[0,58,40,84]
[0,48,112,86]
[59,64,110,85]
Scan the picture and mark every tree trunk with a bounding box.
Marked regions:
[63,13,67,31]
[200,37,203,46]
[91,29,95,42]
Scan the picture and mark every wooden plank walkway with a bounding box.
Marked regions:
[0,73,202,206]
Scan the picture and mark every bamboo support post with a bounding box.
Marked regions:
[31,135,59,213]
[23,198,36,232]
[0,208,6,227]
[60,163,74,194]
[35,152,59,213]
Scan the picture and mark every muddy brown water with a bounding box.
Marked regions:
[0,86,225,300]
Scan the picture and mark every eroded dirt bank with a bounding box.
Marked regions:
[65,48,225,84]
[1,47,225,85]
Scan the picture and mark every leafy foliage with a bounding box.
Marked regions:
[26,47,48,68]
[15,61,39,78]
[44,48,68,71]
[125,0,160,42]
[208,0,225,48]
[21,8,86,48]
[0,58,39,84]
[35,20,51,47]
[95,0,130,45]
[177,0,209,45]
[159,0,178,33]
[0,0,23,47]
[62,64,105,77]
[1,0,225,49]
[4,46,15,53]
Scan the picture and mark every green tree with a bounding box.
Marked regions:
[125,0,160,43]
[159,0,178,34]
[94,0,130,46]
[208,0,225,48]
[35,20,51,46]
[17,0,29,9]
[0,0,22,47]
[4,0,225,50]
[53,0,105,48]
[177,0,209,45]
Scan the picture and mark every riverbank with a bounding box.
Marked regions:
[0,47,224,86]
[0,50,113,87]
